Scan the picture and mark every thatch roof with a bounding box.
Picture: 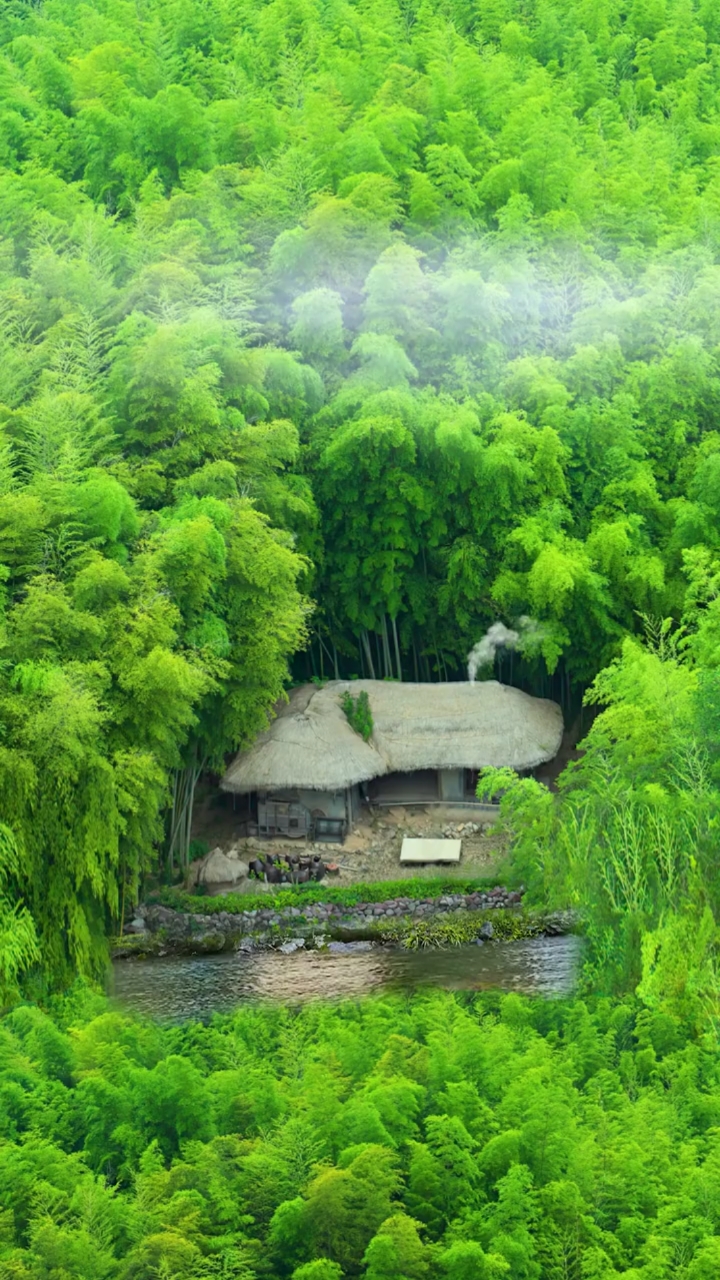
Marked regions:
[221,680,563,794]
[221,683,382,795]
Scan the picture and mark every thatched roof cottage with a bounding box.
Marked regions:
[221,680,563,839]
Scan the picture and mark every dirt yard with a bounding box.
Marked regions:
[190,792,507,892]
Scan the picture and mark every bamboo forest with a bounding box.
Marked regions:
[2,0,720,1276]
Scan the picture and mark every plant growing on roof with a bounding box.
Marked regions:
[341,689,373,741]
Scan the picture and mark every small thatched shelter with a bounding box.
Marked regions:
[222,683,381,796]
[221,680,563,837]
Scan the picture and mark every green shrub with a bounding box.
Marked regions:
[149,876,506,916]
[341,689,373,740]
[380,910,542,949]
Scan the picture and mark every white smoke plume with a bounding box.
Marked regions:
[467,617,546,682]
[467,623,520,682]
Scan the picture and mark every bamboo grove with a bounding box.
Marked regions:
[3,0,720,987]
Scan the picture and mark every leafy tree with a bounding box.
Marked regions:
[0,989,718,1276]
[7,0,720,1003]
[363,1214,427,1280]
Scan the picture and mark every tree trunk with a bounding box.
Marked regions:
[167,746,208,871]
[168,770,179,873]
[391,615,402,681]
[318,632,337,679]
[119,869,127,936]
[381,613,393,679]
[361,628,376,678]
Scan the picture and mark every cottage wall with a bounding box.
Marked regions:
[292,788,348,821]
[438,768,465,800]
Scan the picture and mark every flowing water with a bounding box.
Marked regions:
[111,934,583,1021]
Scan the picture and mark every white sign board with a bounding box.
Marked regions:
[400,838,462,864]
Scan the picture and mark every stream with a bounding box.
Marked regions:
[111,934,584,1020]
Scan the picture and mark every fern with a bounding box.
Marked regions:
[0,826,40,1003]
[47,308,111,394]
[0,432,16,496]
[637,613,686,663]
[17,390,116,482]
[40,520,96,580]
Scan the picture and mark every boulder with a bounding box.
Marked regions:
[186,857,205,888]
[226,842,248,860]
[278,937,306,954]
[198,848,248,886]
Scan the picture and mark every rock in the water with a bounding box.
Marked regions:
[189,931,228,954]
[198,848,248,886]
[278,937,306,954]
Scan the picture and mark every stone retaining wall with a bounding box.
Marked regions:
[115,889,579,958]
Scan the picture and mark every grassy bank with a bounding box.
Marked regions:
[150,875,512,917]
[377,909,559,948]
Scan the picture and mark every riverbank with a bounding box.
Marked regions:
[115,884,580,959]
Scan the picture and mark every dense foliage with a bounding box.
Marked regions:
[4,6,720,1266]
[0,988,719,1280]
[480,606,720,1013]
[4,0,720,686]
[4,0,720,983]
